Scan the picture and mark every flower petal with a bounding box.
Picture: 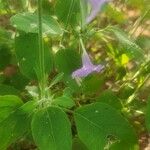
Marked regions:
[82,51,93,67]
[86,0,107,23]
[72,66,93,78]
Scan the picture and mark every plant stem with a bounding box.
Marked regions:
[79,37,86,53]
[38,0,46,99]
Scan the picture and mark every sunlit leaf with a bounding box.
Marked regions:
[11,12,62,36]
[0,95,23,121]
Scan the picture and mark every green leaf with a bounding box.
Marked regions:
[74,103,138,150]
[55,0,80,26]
[64,76,81,93]
[55,48,81,92]
[96,90,122,110]
[72,138,88,150]
[8,73,29,90]
[52,88,75,108]
[0,95,23,121]
[49,72,64,88]
[55,48,81,75]
[79,0,88,27]
[0,84,19,95]
[52,96,75,108]
[82,74,105,94]
[32,106,72,150]
[15,33,53,79]
[0,28,12,45]
[0,45,11,70]
[10,12,62,36]
[0,101,35,150]
[108,26,144,60]
[105,5,125,24]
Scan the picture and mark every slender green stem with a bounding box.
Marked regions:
[59,0,75,47]
[126,74,150,105]
[130,8,150,36]
[79,37,86,53]
[38,0,46,99]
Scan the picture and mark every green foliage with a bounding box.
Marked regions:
[0,28,12,45]
[96,90,122,110]
[0,100,35,150]
[0,95,23,121]
[82,74,105,94]
[55,0,80,26]
[55,48,81,75]
[145,96,150,131]
[52,88,75,108]
[79,0,88,27]
[0,84,19,95]
[72,138,88,150]
[15,33,53,79]
[31,106,72,150]
[11,12,62,36]
[0,0,149,149]
[105,4,125,24]
[0,45,11,70]
[49,72,64,88]
[74,103,138,150]
[108,26,144,60]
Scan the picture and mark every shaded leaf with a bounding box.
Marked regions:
[32,106,72,150]
[53,88,75,108]
[74,103,138,150]
[96,90,122,110]
[55,48,81,75]
[0,101,35,150]
[0,84,19,95]
[15,33,53,79]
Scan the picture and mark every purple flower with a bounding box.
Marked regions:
[86,0,108,24]
[72,50,104,79]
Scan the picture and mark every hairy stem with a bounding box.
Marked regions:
[79,37,86,53]
[38,0,46,99]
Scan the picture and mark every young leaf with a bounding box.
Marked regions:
[0,101,35,150]
[52,88,75,108]
[11,12,62,36]
[31,106,72,150]
[52,96,75,108]
[74,103,138,150]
